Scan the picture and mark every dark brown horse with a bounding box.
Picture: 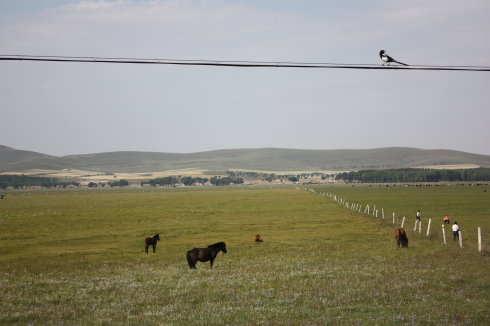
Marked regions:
[395,228,408,248]
[186,242,227,269]
[145,234,160,253]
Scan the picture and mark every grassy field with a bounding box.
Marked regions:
[312,184,490,248]
[0,185,489,325]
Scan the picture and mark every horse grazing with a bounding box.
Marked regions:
[145,234,160,253]
[186,242,227,269]
[255,234,263,242]
[395,228,409,248]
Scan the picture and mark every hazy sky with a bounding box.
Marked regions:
[1,0,489,156]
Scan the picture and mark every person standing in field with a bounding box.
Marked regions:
[444,215,450,224]
[452,222,459,240]
[414,209,421,231]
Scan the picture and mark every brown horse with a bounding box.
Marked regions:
[145,234,160,253]
[186,242,227,269]
[395,228,408,248]
[255,234,263,242]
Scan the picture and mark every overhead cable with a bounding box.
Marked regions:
[1,54,490,72]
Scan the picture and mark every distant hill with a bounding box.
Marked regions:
[1,145,489,172]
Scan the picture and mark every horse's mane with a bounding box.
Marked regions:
[208,241,225,248]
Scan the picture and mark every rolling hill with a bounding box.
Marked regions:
[1,145,489,172]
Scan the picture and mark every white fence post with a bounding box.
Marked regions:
[414,220,418,231]
[478,227,482,253]
[373,205,376,216]
[426,219,432,236]
[382,208,385,220]
[375,210,378,218]
[401,216,405,228]
[442,225,447,245]
[459,231,463,248]
[418,221,422,234]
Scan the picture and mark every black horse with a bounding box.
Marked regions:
[145,234,160,253]
[186,241,227,269]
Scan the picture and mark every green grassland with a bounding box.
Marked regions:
[0,186,489,325]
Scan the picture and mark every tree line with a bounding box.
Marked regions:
[335,168,490,183]
[142,176,208,187]
[142,176,244,186]
[227,170,333,182]
[0,175,80,189]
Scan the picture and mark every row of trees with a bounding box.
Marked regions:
[335,168,490,183]
[226,170,333,182]
[142,176,209,187]
[0,175,80,189]
[210,176,243,186]
[142,176,244,186]
[87,180,130,187]
[0,175,132,189]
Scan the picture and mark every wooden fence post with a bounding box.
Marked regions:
[426,219,432,236]
[393,212,395,224]
[478,227,482,253]
[459,231,463,248]
[442,225,447,245]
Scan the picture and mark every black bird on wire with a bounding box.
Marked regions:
[379,50,408,66]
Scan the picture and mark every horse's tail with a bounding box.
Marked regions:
[186,250,194,269]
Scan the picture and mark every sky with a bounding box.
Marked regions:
[1,0,489,156]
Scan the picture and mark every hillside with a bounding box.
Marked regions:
[1,145,489,172]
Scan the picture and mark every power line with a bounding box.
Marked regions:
[1,54,490,72]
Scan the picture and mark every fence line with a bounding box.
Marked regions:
[302,187,484,254]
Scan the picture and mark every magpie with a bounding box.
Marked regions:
[379,50,408,66]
